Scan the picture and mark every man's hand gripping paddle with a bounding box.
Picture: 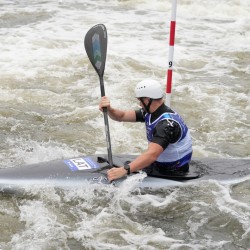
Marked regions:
[84,24,113,167]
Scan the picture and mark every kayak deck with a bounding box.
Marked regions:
[0,155,249,193]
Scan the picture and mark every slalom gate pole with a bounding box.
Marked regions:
[165,0,177,107]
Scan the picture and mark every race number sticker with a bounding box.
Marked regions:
[64,157,99,171]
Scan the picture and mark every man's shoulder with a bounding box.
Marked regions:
[135,109,146,122]
[154,119,182,144]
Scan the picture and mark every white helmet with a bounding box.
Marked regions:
[135,79,163,99]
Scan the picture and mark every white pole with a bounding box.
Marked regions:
[165,0,177,107]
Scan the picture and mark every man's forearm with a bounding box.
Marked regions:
[107,107,125,121]
[129,143,164,173]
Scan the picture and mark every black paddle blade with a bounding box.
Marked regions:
[84,24,107,78]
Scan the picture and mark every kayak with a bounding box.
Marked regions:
[2,25,249,194]
[0,154,249,194]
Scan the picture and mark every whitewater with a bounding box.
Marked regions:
[0,0,249,249]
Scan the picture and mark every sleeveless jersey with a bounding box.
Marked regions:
[145,111,192,167]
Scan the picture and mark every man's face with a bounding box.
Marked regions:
[137,97,150,111]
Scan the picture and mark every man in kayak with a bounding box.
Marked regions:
[99,79,192,182]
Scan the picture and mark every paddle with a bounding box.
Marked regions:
[84,24,113,167]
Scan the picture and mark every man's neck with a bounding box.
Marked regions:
[149,99,164,113]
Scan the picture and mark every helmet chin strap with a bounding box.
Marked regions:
[140,98,153,113]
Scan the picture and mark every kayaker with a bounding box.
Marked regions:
[99,79,192,182]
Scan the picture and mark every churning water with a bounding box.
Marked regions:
[0,0,249,249]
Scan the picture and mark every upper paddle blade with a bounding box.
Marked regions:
[84,24,107,78]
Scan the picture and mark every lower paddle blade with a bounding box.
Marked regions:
[84,24,107,78]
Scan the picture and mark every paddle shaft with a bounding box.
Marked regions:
[99,76,113,167]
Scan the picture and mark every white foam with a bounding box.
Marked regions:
[3,138,81,167]
[10,200,67,250]
[0,1,250,248]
